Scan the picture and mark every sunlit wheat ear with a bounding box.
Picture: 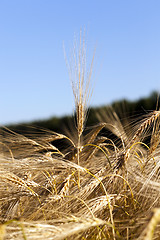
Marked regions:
[130,110,160,146]
[117,110,160,169]
[65,31,94,135]
[54,173,72,201]
[83,195,115,216]
[72,32,94,136]
[0,171,37,196]
[65,31,95,186]
[149,113,160,156]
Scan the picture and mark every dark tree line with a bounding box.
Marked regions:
[7,91,160,135]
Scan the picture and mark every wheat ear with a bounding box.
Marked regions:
[65,30,94,186]
[123,111,160,164]
[130,111,160,146]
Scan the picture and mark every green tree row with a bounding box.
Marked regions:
[7,91,159,134]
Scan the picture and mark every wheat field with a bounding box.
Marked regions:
[0,35,160,240]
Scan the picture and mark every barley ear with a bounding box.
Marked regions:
[65,30,95,186]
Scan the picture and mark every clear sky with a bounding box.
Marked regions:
[0,0,160,125]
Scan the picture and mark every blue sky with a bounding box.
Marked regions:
[0,1,160,125]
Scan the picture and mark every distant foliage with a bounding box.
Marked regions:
[8,91,160,134]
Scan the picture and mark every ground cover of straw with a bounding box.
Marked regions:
[0,108,160,240]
